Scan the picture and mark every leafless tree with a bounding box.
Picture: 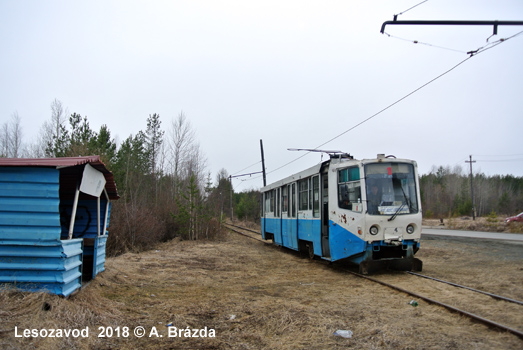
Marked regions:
[9,112,23,158]
[168,112,196,180]
[0,121,9,157]
[0,112,24,158]
[41,98,68,156]
[183,142,207,188]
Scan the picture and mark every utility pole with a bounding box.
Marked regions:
[465,155,476,220]
[260,139,267,187]
[229,176,233,222]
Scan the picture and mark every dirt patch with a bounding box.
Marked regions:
[1,232,522,349]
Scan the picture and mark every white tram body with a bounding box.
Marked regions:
[261,154,422,274]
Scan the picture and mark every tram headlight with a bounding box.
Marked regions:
[369,225,379,235]
[406,224,415,234]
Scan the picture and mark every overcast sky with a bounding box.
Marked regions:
[1,0,522,191]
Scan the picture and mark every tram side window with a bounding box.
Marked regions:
[260,193,264,216]
[271,189,275,213]
[291,183,296,217]
[276,188,280,217]
[265,190,274,214]
[338,167,362,211]
[299,179,309,211]
[312,175,320,218]
[282,186,288,212]
[308,178,312,211]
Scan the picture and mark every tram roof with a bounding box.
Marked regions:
[261,162,326,192]
[261,155,418,192]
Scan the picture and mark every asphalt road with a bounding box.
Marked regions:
[422,228,523,242]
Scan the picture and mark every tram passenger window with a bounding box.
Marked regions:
[282,186,288,212]
[299,179,309,211]
[309,178,312,211]
[312,176,320,218]
[276,188,280,217]
[264,191,271,213]
[291,183,296,217]
[338,167,362,211]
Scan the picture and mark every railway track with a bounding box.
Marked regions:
[225,222,523,340]
[223,223,267,243]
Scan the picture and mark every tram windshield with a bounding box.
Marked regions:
[365,162,419,216]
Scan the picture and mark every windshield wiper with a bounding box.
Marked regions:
[388,202,406,221]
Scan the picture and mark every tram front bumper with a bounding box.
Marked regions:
[358,241,422,274]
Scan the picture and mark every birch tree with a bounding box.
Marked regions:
[0,112,23,157]
[42,99,69,157]
[167,111,195,193]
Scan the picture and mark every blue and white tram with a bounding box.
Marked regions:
[261,153,422,274]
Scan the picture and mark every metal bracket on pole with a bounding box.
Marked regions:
[380,19,523,35]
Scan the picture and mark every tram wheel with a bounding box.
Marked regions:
[307,243,314,259]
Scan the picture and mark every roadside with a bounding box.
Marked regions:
[423,216,523,233]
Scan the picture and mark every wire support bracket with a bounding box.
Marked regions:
[380,19,523,35]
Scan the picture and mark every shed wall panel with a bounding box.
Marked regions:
[0,239,83,297]
[0,167,61,241]
[93,235,107,277]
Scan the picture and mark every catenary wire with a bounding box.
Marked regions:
[233,30,521,182]
[269,31,520,177]
[396,0,429,16]
[474,153,523,158]
[231,160,262,176]
[313,57,473,150]
[383,32,467,54]
[474,159,523,163]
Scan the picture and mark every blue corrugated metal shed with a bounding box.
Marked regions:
[0,156,119,297]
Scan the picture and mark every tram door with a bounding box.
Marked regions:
[275,187,283,245]
[321,172,330,257]
[281,185,288,246]
[287,182,298,250]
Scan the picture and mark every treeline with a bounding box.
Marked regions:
[1,99,239,256]
[233,165,523,221]
[3,100,521,250]
[420,165,523,218]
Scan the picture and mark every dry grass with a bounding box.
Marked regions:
[1,231,522,349]
[423,216,523,233]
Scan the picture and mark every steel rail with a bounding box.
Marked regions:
[224,224,268,244]
[407,271,523,306]
[226,223,261,235]
[343,269,523,339]
[227,223,523,339]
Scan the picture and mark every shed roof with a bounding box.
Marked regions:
[0,156,119,200]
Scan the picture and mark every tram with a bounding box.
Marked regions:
[260,153,422,274]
